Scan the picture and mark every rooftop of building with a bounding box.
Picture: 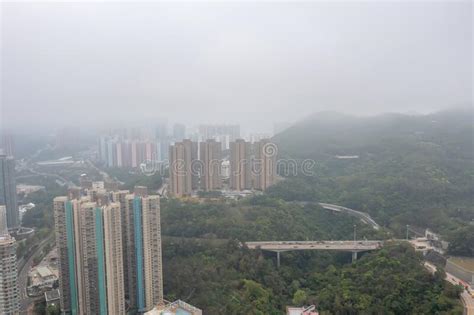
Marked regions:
[286,306,319,315]
[0,235,15,243]
[44,289,60,302]
[145,300,202,315]
[36,266,54,278]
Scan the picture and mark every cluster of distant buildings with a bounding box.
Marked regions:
[97,123,272,167]
[98,136,168,169]
[96,124,278,198]
[168,138,277,197]
[98,123,246,168]
[52,181,200,314]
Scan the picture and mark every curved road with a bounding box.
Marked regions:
[318,203,381,230]
[16,166,76,188]
[292,201,381,230]
[424,262,474,315]
[18,236,54,313]
[291,200,471,314]
[318,203,472,314]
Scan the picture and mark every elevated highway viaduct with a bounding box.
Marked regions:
[245,240,383,267]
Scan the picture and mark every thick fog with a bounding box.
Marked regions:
[1,1,472,133]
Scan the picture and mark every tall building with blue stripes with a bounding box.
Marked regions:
[54,190,126,315]
[123,187,163,313]
[54,186,163,315]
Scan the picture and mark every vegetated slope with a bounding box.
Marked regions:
[161,198,463,315]
[161,196,382,242]
[270,108,474,255]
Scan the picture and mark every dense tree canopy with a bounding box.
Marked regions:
[161,196,383,242]
[162,198,463,314]
[446,225,474,257]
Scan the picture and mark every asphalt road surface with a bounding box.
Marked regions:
[18,238,53,313]
[424,262,474,315]
[245,240,382,251]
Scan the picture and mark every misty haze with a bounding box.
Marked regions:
[0,1,472,315]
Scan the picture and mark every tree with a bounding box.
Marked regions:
[447,226,474,257]
[292,289,308,306]
[34,302,46,315]
[47,304,60,315]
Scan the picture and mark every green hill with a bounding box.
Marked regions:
[270,108,474,256]
[162,199,464,314]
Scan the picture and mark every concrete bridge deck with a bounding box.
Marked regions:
[245,240,383,252]
[245,240,383,267]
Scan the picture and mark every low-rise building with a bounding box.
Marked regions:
[17,184,45,195]
[45,289,61,308]
[286,305,319,315]
[35,266,57,283]
[28,257,59,296]
[145,300,202,315]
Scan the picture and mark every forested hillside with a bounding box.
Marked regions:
[271,108,474,255]
[161,196,382,241]
[161,198,464,314]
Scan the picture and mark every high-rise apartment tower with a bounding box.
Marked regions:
[0,154,18,229]
[199,139,222,191]
[253,139,277,191]
[169,140,197,197]
[54,186,163,315]
[229,139,252,191]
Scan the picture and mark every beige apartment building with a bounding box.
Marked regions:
[169,140,198,197]
[229,139,252,191]
[253,139,277,191]
[199,139,222,191]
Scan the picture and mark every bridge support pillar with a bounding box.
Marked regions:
[352,251,358,262]
[276,251,281,268]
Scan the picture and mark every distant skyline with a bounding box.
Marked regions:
[1,1,472,133]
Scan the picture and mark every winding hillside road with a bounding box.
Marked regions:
[291,200,381,230]
[424,262,474,315]
[318,203,381,230]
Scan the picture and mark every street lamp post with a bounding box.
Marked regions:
[353,224,357,243]
[352,224,358,262]
[406,225,409,240]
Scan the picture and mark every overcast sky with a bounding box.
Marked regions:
[1,1,472,133]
